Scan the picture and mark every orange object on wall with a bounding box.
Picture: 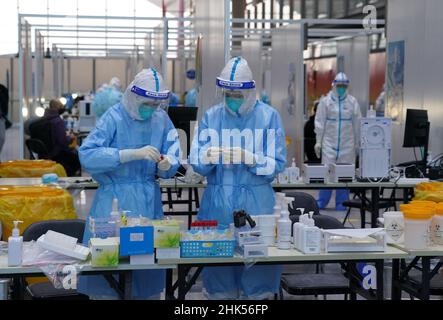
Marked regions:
[306,52,386,108]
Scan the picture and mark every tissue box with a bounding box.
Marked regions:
[236,244,268,258]
[90,237,120,267]
[120,226,154,256]
[130,254,155,265]
[155,248,181,259]
[235,229,263,246]
[152,220,181,248]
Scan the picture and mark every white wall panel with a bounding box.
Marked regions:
[271,24,305,166]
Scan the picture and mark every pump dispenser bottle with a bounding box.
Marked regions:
[8,221,23,266]
[277,197,294,250]
[287,158,300,184]
[300,212,322,254]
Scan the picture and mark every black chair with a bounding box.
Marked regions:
[25,139,50,160]
[280,192,353,300]
[21,219,89,300]
[409,273,443,297]
[342,188,397,228]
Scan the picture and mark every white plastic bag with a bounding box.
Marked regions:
[22,241,84,289]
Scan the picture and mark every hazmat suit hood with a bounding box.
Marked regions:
[122,68,170,121]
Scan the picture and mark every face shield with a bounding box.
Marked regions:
[215,77,257,116]
[332,72,350,98]
[128,85,170,120]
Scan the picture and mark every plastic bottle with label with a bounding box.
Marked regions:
[277,197,294,250]
[368,105,376,118]
[299,212,322,254]
[8,221,23,266]
[110,198,121,237]
[287,158,300,184]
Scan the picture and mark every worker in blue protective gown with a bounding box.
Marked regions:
[314,72,361,211]
[78,68,181,299]
[184,87,197,108]
[190,57,287,299]
[184,69,197,108]
[169,91,181,107]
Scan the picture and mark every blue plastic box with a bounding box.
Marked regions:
[120,226,154,257]
[180,240,236,258]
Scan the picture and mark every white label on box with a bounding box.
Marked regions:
[130,233,144,242]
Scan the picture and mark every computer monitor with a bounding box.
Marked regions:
[403,109,429,148]
[403,109,430,164]
[167,107,198,156]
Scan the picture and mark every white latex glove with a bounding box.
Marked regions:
[184,166,204,183]
[203,147,222,164]
[119,145,161,164]
[314,143,322,159]
[158,155,172,171]
[223,147,257,167]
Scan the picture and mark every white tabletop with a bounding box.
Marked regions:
[156,246,408,265]
[391,243,443,257]
[0,177,418,190]
[0,255,175,276]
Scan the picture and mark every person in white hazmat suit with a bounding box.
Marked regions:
[314,72,362,210]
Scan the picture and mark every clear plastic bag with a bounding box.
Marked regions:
[22,241,80,266]
[22,241,85,289]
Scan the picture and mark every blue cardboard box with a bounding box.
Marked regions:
[119,226,154,257]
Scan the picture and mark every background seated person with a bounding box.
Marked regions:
[33,99,81,176]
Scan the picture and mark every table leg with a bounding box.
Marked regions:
[188,188,193,229]
[348,262,358,300]
[165,269,175,300]
[375,260,384,300]
[11,277,24,300]
[123,271,132,300]
[403,188,410,204]
[177,265,187,300]
[421,257,431,300]
[391,259,401,300]
[371,187,380,228]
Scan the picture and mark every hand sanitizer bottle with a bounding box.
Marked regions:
[110,198,120,237]
[300,212,321,254]
[292,208,305,245]
[277,197,294,250]
[8,221,24,266]
[368,105,376,118]
[287,158,300,184]
[273,193,285,216]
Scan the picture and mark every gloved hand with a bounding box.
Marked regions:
[184,166,204,184]
[158,155,172,171]
[223,147,257,167]
[203,147,222,164]
[314,142,322,159]
[119,145,160,164]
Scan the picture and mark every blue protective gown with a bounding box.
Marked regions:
[169,92,181,107]
[190,100,287,299]
[185,88,197,108]
[78,102,180,299]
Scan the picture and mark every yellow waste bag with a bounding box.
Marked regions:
[0,186,77,239]
[415,182,443,192]
[0,160,67,178]
[413,190,443,203]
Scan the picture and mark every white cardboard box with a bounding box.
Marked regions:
[237,244,268,258]
[130,254,155,265]
[155,248,180,259]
